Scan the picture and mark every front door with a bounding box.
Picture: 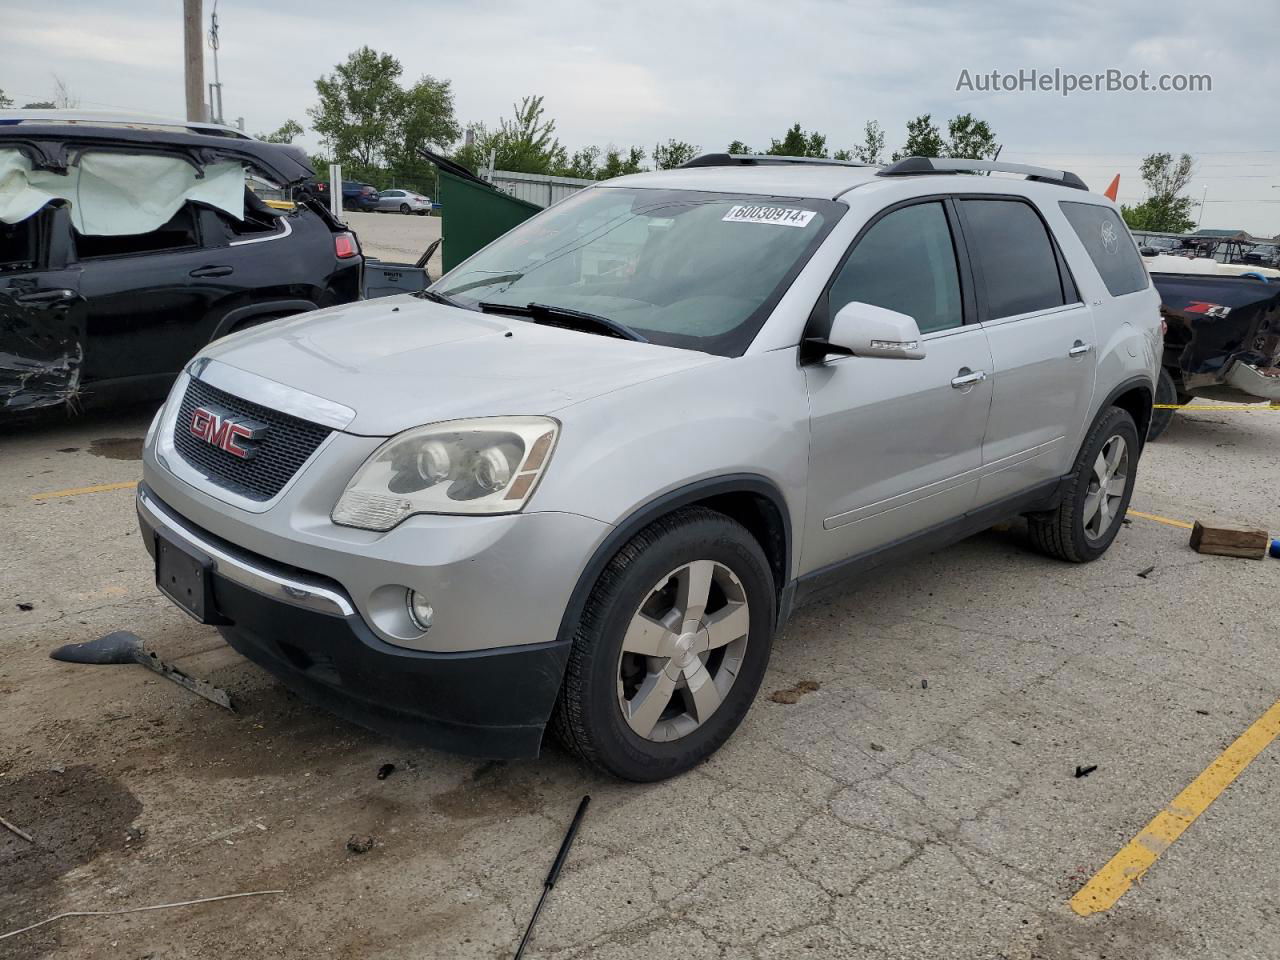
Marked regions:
[955,198,1097,505]
[802,200,993,573]
[1,207,88,413]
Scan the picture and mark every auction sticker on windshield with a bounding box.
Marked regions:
[722,205,817,227]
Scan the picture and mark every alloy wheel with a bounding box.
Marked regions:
[1083,434,1129,540]
[616,560,750,742]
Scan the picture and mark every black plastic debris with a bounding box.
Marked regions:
[1137,565,1156,579]
[376,763,396,781]
[50,631,233,711]
[16,602,33,611]
[346,835,375,854]
[1075,765,1098,779]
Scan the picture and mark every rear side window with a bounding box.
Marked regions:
[959,199,1065,320]
[1059,201,1148,296]
[0,217,38,272]
[829,202,962,334]
[74,204,199,259]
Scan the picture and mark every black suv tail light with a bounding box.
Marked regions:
[334,232,358,259]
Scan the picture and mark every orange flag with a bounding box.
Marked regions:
[1104,174,1120,201]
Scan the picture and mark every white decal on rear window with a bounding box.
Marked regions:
[722,205,816,228]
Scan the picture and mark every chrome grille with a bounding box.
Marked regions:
[173,378,331,501]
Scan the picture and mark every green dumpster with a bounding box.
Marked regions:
[422,149,541,274]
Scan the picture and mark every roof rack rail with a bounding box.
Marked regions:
[878,156,1088,191]
[680,153,869,169]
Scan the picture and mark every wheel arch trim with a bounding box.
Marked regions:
[209,299,318,342]
[553,474,794,647]
[1096,374,1155,450]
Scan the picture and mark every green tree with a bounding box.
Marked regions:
[726,140,753,155]
[23,100,55,109]
[599,145,646,179]
[483,95,567,174]
[851,120,885,164]
[396,75,461,165]
[945,113,998,159]
[893,114,944,160]
[653,139,699,169]
[310,47,407,166]
[452,124,491,174]
[767,123,827,158]
[257,119,304,143]
[0,88,12,109]
[1121,152,1198,234]
[561,145,602,179]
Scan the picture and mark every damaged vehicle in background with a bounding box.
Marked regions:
[0,111,363,416]
[1143,252,1280,439]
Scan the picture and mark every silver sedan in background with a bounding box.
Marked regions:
[373,188,433,215]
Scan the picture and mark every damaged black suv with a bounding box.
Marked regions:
[0,112,363,415]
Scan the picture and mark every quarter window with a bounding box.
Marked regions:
[829,202,962,334]
[1059,201,1148,297]
[960,199,1066,319]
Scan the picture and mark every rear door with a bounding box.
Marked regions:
[75,203,243,388]
[803,199,994,572]
[1,207,88,413]
[957,197,1096,505]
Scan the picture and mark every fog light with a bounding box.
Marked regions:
[406,590,434,631]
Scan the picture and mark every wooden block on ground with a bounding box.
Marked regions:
[1189,520,1269,559]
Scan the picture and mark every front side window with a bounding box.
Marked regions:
[432,187,840,356]
[960,199,1066,320]
[829,202,962,334]
[1059,201,1148,297]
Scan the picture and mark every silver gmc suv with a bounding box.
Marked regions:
[138,154,1162,781]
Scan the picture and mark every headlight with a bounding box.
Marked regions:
[331,417,559,530]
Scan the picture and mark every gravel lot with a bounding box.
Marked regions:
[2,398,1278,960]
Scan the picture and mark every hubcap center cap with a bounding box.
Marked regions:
[671,627,705,671]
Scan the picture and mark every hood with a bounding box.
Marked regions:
[201,297,721,435]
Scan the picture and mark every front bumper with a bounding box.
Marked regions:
[137,484,576,758]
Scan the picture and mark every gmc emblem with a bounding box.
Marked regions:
[190,405,266,460]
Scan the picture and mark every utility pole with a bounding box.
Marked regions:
[183,0,205,121]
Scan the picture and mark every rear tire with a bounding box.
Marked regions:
[551,507,776,782]
[1027,406,1139,563]
[1147,368,1180,441]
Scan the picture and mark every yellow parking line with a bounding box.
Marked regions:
[30,480,138,500]
[1071,698,1280,916]
[1125,509,1195,530]
[1153,404,1279,411]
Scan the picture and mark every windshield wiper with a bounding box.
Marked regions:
[419,288,470,308]
[477,302,648,343]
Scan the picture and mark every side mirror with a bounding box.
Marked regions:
[811,301,926,360]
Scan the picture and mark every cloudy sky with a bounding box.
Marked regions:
[6,0,1279,233]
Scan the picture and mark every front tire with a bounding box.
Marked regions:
[551,508,776,781]
[399,203,411,214]
[1027,406,1139,563]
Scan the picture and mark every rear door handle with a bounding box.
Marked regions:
[951,368,988,389]
[1069,341,1093,357]
[189,265,234,278]
[14,288,77,306]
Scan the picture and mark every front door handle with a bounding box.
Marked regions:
[14,288,77,306]
[951,368,988,389]
[189,265,234,278]
[1069,341,1093,357]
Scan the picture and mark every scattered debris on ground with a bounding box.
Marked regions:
[50,631,234,711]
[1075,765,1099,779]
[346,835,375,854]
[16,602,34,611]
[768,679,821,704]
[0,813,34,843]
[1137,565,1156,578]
[1190,520,1269,559]
[514,796,590,960]
[376,763,396,780]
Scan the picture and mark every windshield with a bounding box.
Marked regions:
[431,186,841,356]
